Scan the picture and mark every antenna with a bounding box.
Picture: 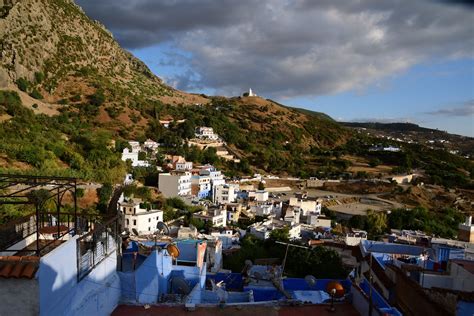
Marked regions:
[304,275,317,288]
[156,221,170,235]
[171,277,191,295]
[132,228,139,236]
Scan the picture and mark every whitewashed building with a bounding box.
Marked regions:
[289,197,322,216]
[213,184,236,204]
[118,197,163,235]
[158,171,192,197]
[193,207,227,228]
[195,127,220,140]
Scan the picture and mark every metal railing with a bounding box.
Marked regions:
[0,212,104,256]
[76,216,120,281]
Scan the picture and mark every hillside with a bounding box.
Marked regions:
[0,0,472,191]
[0,0,207,109]
[0,0,353,181]
[342,122,474,156]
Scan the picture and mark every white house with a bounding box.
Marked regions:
[213,184,236,204]
[118,197,163,235]
[175,157,193,171]
[158,171,192,197]
[195,127,219,140]
[121,148,139,166]
[249,190,269,202]
[307,214,332,228]
[191,175,212,199]
[289,197,322,216]
[121,141,150,167]
[193,207,227,228]
[249,219,301,240]
[210,229,239,250]
[143,139,159,151]
[199,165,226,187]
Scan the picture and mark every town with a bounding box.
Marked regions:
[0,134,472,316]
[0,0,473,315]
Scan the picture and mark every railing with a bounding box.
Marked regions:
[0,212,105,255]
[76,216,120,281]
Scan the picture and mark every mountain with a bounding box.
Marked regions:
[0,0,206,107]
[342,122,474,156]
[0,0,351,182]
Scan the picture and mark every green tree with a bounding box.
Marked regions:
[366,210,387,239]
[269,227,289,242]
[258,181,265,190]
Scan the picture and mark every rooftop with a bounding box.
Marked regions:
[451,259,474,275]
[112,304,360,316]
[0,255,39,279]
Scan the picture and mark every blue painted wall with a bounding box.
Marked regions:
[39,236,120,316]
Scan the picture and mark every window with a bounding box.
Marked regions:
[126,219,129,225]
[148,227,151,231]
[149,218,151,222]
[133,220,137,226]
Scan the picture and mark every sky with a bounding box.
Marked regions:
[76,0,474,137]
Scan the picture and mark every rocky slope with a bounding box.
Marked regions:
[0,0,206,105]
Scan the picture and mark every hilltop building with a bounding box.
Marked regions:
[242,88,257,97]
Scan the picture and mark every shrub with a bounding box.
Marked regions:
[90,90,105,106]
[34,72,45,84]
[32,103,38,109]
[29,89,43,100]
[16,77,29,92]
[70,94,81,102]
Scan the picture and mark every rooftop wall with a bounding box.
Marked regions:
[38,236,120,316]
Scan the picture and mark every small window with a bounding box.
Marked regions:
[148,227,151,231]
[133,220,137,226]
[126,219,129,225]
[149,218,151,222]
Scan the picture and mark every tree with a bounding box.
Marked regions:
[269,227,289,242]
[366,210,387,239]
[90,89,105,106]
[258,181,265,190]
[97,183,113,213]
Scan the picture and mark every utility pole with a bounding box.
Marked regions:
[275,241,309,275]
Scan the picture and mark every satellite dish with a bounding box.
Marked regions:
[171,277,191,295]
[132,228,139,236]
[166,243,180,259]
[326,281,345,298]
[156,221,170,235]
[304,275,317,288]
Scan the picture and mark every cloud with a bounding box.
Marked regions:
[76,0,474,98]
[424,100,474,117]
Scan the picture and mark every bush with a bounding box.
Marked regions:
[16,77,29,92]
[29,89,43,100]
[34,72,45,84]
[32,103,38,109]
[70,94,81,102]
[90,90,105,106]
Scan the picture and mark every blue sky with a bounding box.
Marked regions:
[77,0,474,137]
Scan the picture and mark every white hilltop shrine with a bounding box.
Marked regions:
[242,88,257,97]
